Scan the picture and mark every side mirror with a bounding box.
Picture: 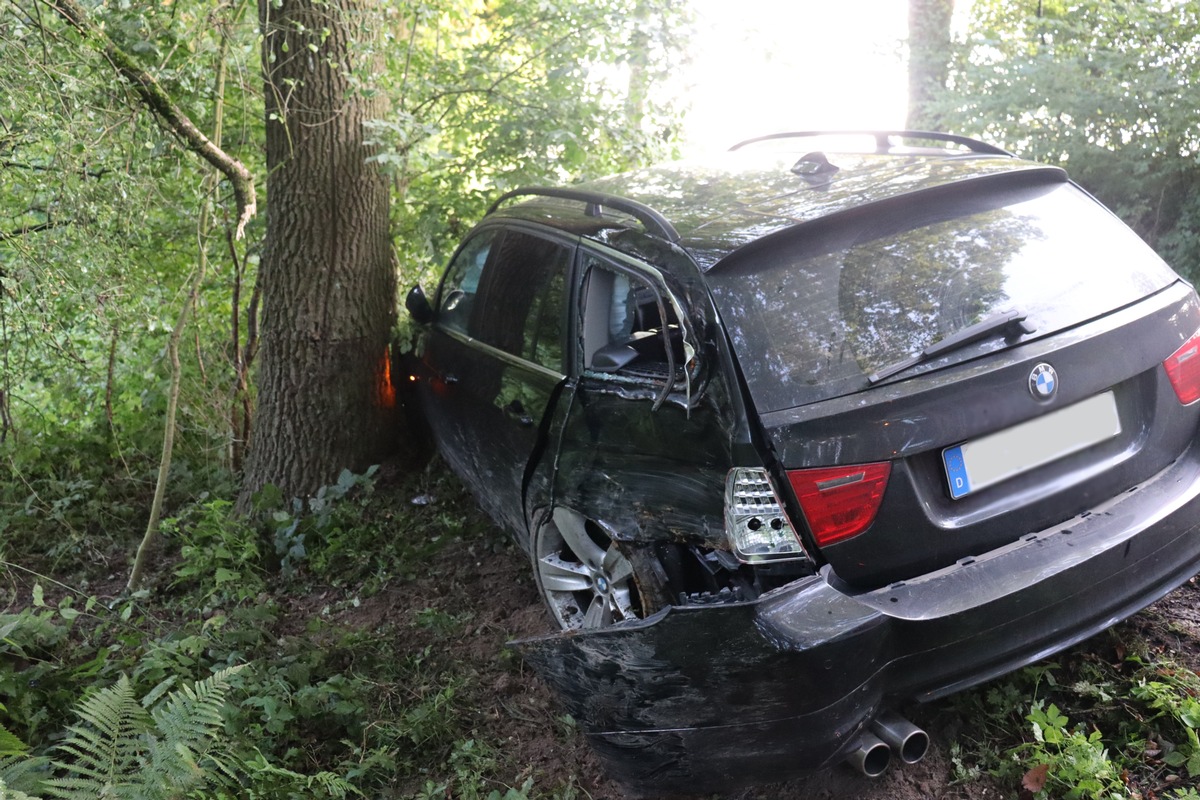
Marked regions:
[405,284,433,324]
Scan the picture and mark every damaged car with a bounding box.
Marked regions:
[404,130,1200,791]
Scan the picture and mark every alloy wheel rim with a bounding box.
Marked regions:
[535,507,637,630]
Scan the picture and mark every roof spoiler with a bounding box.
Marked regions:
[705,165,1068,274]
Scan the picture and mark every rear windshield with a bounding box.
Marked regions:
[707,180,1178,412]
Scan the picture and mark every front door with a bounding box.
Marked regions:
[421,224,574,536]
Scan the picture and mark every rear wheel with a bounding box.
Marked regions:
[533,507,641,630]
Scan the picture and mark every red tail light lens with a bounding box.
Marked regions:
[1165,330,1200,405]
[787,463,891,547]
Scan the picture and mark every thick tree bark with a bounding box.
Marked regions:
[239,0,397,504]
[906,0,955,131]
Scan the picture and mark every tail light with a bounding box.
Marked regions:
[724,468,808,563]
[1164,329,1200,405]
[788,463,891,547]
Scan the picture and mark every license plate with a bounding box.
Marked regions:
[943,391,1121,500]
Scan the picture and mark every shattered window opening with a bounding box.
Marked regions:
[578,252,695,388]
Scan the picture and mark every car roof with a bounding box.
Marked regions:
[486,135,1066,272]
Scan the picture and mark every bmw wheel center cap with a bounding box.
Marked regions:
[1029,363,1058,400]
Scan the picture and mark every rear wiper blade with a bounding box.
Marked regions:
[868,310,1036,385]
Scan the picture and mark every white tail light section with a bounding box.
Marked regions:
[724,467,808,563]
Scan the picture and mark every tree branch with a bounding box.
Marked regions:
[410,26,588,119]
[0,220,66,242]
[44,0,256,238]
[1,160,109,179]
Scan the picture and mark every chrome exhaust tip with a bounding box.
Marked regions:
[846,731,891,778]
[870,710,929,765]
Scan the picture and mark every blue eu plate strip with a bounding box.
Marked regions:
[943,446,971,499]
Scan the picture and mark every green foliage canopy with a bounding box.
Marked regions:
[936,0,1200,280]
[0,0,262,455]
[364,0,690,284]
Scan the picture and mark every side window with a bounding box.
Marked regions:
[470,229,571,369]
[579,252,688,378]
[523,266,567,371]
[436,229,499,336]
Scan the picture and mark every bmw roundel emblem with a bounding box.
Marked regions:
[1029,363,1058,400]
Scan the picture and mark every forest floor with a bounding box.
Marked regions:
[309,466,1200,800]
[10,458,1200,799]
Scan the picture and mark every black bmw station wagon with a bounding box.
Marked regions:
[405,131,1200,791]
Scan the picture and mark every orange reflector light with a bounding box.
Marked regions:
[376,348,396,408]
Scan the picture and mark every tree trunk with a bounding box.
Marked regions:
[906,0,955,131]
[240,0,397,505]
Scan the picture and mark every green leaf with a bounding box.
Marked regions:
[141,676,178,709]
[32,584,44,608]
[0,617,23,642]
[0,723,28,757]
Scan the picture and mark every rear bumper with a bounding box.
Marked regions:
[514,445,1200,792]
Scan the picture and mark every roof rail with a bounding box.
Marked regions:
[486,186,681,244]
[728,130,1014,157]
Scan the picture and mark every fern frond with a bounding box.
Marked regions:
[44,675,149,799]
[149,667,238,747]
[143,666,243,793]
[0,725,27,758]
[308,771,361,799]
[242,756,363,799]
[0,755,49,797]
[40,667,248,800]
[0,775,44,800]
[204,751,241,786]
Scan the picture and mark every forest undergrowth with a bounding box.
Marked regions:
[7,438,1200,799]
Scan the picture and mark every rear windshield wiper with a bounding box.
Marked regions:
[868,310,1036,385]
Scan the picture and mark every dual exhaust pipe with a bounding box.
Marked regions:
[846,711,930,778]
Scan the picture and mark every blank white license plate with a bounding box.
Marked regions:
[942,391,1121,500]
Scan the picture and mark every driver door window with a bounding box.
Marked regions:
[436,229,498,336]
